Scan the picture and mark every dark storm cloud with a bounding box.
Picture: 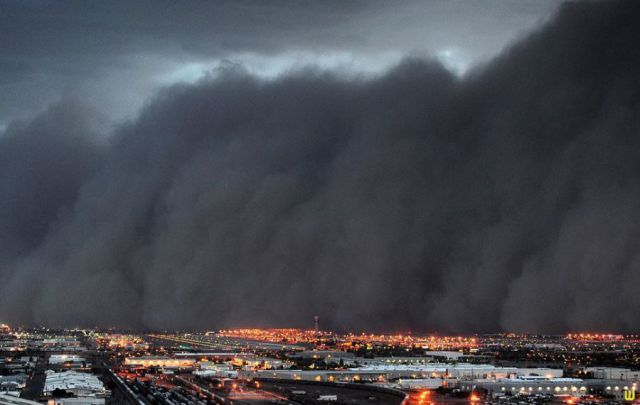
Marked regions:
[0,0,559,125]
[0,102,105,262]
[1,0,640,332]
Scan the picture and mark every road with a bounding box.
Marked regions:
[20,353,45,401]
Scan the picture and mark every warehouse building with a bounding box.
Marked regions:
[244,364,564,384]
[0,394,40,405]
[43,370,107,398]
[124,356,195,369]
[459,376,586,396]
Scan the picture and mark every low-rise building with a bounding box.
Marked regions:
[459,376,586,396]
[43,370,107,398]
[49,355,86,366]
[244,364,565,384]
[288,351,356,366]
[396,378,444,389]
[231,356,286,370]
[124,356,195,369]
[0,374,27,394]
[194,361,238,378]
[0,393,41,405]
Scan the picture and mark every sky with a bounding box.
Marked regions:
[0,0,560,129]
[1,0,639,333]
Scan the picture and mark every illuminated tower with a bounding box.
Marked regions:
[314,315,319,334]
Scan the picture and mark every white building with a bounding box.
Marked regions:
[459,376,586,396]
[0,394,41,405]
[49,355,86,365]
[43,371,107,398]
[347,364,563,380]
[194,362,237,378]
[245,364,564,384]
[194,369,238,378]
[0,375,27,393]
[124,356,195,369]
[397,378,444,389]
[354,357,434,367]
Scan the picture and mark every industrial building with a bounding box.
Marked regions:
[231,356,286,369]
[348,364,563,380]
[49,355,86,366]
[43,370,107,398]
[244,364,564,384]
[396,378,447,390]
[124,356,195,369]
[193,361,238,378]
[463,376,640,400]
[354,357,434,366]
[0,394,40,405]
[40,338,85,352]
[423,351,493,363]
[459,376,586,396]
[0,375,27,396]
[243,369,388,383]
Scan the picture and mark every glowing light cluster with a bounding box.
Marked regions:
[566,333,625,341]
[218,328,333,344]
[338,333,477,350]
